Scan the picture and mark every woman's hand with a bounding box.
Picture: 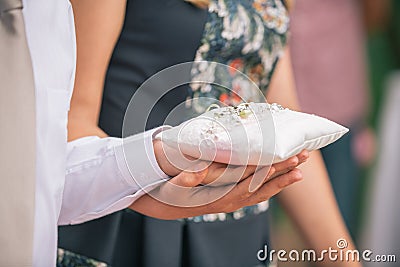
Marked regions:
[130,149,309,220]
[153,138,308,183]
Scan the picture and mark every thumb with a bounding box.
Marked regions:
[170,162,209,187]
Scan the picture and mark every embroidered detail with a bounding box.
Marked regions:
[187,0,289,114]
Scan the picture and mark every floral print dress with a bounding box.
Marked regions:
[188,0,288,114]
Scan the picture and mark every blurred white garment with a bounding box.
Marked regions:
[362,71,400,266]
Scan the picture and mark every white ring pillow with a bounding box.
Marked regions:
[156,103,348,166]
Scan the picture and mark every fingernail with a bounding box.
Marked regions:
[291,169,303,181]
[300,151,310,161]
[290,156,299,166]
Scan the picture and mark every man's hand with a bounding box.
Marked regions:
[131,143,309,219]
[153,138,308,186]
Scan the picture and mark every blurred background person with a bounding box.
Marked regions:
[362,0,400,265]
[274,1,400,266]
[289,0,375,239]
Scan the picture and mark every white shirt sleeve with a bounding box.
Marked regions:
[58,127,170,225]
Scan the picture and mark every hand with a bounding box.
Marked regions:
[201,149,309,186]
[153,139,308,186]
[153,139,262,187]
[131,149,309,219]
[151,150,308,209]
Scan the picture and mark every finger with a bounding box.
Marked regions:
[202,164,258,186]
[181,166,274,211]
[152,163,212,207]
[243,168,303,205]
[248,165,276,192]
[157,140,208,175]
[269,166,295,180]
[157,163,257,207]
[297,150,309,163]
[237,165,261,182]
[204,162,234,184]
[169,163,209,187]
[269,151,310,180]
[221,166,273,202]
[270,156,299,178]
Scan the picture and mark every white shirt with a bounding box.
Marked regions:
[22,1,169,266]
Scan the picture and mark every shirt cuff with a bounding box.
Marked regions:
[114,126,172,192]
